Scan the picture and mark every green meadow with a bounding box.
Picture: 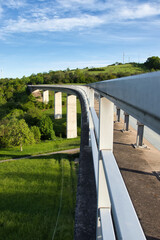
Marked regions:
[0,137,80,161]
[80,63,147,76]
[0,154,78,240]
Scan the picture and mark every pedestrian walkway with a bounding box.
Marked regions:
[113,120,160,240]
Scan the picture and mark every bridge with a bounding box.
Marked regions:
[28,71,160,240]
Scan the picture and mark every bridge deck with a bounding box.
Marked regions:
[94,97,160,239]
[113,120,160,240]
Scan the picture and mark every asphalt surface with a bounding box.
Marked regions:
[74,91,97,240]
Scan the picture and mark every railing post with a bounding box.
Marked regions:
[66,94,77,139]
[116,107,121,122]
[99,97,114,151]
[88,87,95,146]
[133,121,146,148]
[123,112,129,131]
[54,91,62,119]
[43,90,49,104]
[88,87,94,108]
[96,96,114,239]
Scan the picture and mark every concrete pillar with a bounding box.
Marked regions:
[54,91,62,119]
[67,94,77,138]
[43,90,49,104]
[123,112,129,131]
[136,121,144,147]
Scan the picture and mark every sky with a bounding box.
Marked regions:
[0,0,160,78]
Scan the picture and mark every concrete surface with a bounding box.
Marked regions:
[113,120,160,240]
[74,91,97,240]
[54,91,62,119]
[42,90,49,104]
[67,94,77,139]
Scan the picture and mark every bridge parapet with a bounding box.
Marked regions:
[89,71,160,135]
[28,72,160,239]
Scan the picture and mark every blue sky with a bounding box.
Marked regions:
[0,0,160,78]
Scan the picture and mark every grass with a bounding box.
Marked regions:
[0,137,80,160]
[79,63,147,76]
[0,91,81,161]
[0,153,78,240]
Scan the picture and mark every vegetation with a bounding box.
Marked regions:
[0,137,80,161]
[88,67,105,71]
[0,56,159,239]
[39,115,55,140]
[0,154,78,240]
[0,81,81,151]
[144,56,160,70]
[0,57,158,150]
[0,118,35,151]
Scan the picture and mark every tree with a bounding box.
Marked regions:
[31,126,41,142]
[39,115,55,140]
[144,56,160,70]
[0,118,35,151]
[25,107,42,126]
[6,109,24,119]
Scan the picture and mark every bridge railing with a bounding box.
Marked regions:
[79,88,146,239]
[28,72,160,239]
[79,71,160,239]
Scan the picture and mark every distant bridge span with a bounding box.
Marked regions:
[28,71,160,240]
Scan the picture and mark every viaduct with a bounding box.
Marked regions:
[28,71,160,240]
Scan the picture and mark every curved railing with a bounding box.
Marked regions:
[28,71,160,239]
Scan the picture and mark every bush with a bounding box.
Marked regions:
[6,109,24,119]
[39,115,55,140]
[48,100,54,108]
[31,126,41,142]
[88,68,105,71]
[25,107,42,126]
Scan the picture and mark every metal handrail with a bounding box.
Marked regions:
[28,71,160,240]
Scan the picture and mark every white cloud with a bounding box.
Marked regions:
[57,0,95,8]
[119,3,160,20]
[2,15,104,34]
[0,0,160,38]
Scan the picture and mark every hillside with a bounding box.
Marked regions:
[0,62,149,87]
[0,59,156,151]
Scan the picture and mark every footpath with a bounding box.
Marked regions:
[113,120,160,240]
[0,148,80,163]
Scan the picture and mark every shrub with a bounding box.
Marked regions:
[25,107,42,126]
[31,126,41,142]
[48,100,54,108]
[39,115,55,140]
[88,68,105,71]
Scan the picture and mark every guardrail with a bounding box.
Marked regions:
[83,71,160,239]
[28,72,160,239]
